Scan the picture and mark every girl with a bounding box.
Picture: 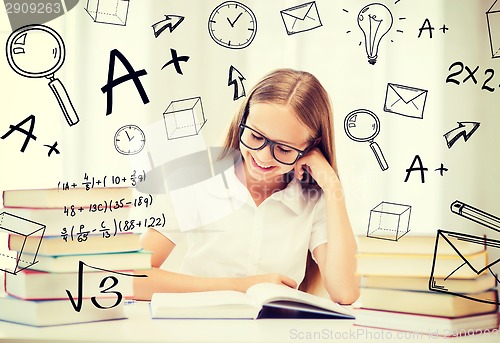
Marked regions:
[134,69,359,304]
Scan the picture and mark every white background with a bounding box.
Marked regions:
[0,0,499,280]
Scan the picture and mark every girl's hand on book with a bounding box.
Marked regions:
[237,273,297,292]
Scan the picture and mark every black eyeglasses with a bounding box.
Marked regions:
[239,123,308,165]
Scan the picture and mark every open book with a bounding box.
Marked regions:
[150,283,355,319]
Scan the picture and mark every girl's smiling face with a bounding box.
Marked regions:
[240,102,312,183]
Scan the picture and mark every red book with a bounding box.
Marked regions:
[2,187,134,209]
[354,308,500,337]
[5,268,135,300]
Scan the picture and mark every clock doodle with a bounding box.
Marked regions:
[114,125,146,155]
[208,1,257,49]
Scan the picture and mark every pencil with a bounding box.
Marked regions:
[451,200,500,233]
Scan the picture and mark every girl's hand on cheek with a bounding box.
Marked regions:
[294,148,339,191]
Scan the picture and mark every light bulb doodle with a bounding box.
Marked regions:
[357,3,393,65]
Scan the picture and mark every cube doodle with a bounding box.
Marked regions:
[0,212,45,274]
[366,201,411,241]
[163,97,207,140]
[487,0,500,58]
[85,0,130,26]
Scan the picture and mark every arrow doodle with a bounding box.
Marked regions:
[228,66,246,101]
[152,15,185,38]
[443,121,480,148]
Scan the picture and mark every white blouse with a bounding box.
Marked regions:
[161,161,328,285]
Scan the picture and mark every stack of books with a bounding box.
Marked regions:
[0,187,151,326]
[354,233,499,337]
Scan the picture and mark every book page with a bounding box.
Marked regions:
[150,291,261,319]
[246,283,353,317]
[152,290,256,308]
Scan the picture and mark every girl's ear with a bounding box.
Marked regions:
[312,137,322,147]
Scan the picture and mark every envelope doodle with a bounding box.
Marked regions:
[384,83,428,119]
[428,229,500,305]
[280,2,322,35]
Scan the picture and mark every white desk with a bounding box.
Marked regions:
[0,302,498,343]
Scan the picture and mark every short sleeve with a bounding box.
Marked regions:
[148,190,192,245]
[169,185,203,232]
[308,194,328,253]
[155,172,237,243]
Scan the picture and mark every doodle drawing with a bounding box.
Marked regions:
[383,83,428,119]
[85,0,130,26]
[5,24,79,126]
[487,0,500,58]
[163,97,207,140]
[429,230,500,305]
[366,201,411,241]
[357,3,393,65]
[280,1,322,35]
[208,1,257,49]
[443,122,480,149]
[0,212,45,275]
[344,109,388,171]
[450,200,499,233]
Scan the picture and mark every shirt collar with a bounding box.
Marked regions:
[204,159,311,215]
[204,161,250,205]
[267,177,307,215]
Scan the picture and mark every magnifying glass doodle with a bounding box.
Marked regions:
[6,24,79,126]
[344,109,388,171]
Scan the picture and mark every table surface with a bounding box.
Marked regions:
[0,301,499,343]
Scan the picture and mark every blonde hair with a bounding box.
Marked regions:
[222,68,338,294]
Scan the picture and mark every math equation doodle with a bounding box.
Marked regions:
[61,213,166,242]
[66,261,147,312]
[446,61,499,93]
[63,193,154,217]
[58,170,147,191]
